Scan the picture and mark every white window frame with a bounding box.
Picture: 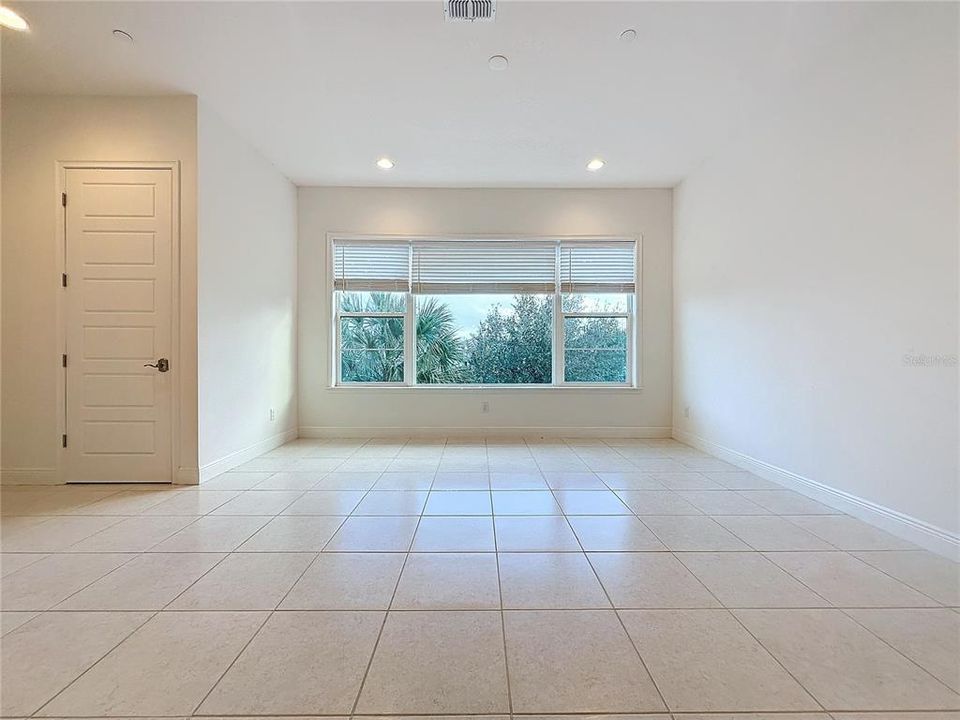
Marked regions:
[329,234,641,389]
[335,306,407,386]
[557,298,634,387]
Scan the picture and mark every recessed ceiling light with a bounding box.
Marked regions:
[112,29,134,42]
[488,55,509,71]
[0,6,29,32]
[376,157,395,170]
[619,28,637,42]
[586,158,606,171]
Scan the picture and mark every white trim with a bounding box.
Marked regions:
[329,232,638,245]
[300,425,672,439]
[673,428,960,561]
[1,468,60,485]
[404,291,416,382]
[634,238,643,387]
[338,311,404,318]
[325,384,643,392]
[562,312,631,318]
[199,428,299,482]
[56,161,183,484]
[552,244,563,384]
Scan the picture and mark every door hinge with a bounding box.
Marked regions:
[62,434,68,448]
[61,192,67,207]
[62,353,67,368]
[61,273,68,287]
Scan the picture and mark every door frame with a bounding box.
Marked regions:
[55,161,182,483]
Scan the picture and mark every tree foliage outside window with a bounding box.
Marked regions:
[338,292,405,383]
[460,294,553,384]
[564,315,628,383]
[338,292,628,384]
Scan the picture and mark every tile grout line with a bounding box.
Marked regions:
[614,435,834,715]
[836,605,960,697]
[29,608,160,718]
[533,437,673,714]
[604,450,873,715]
[18,545,923,553]
[34,550,145,612]
[270,463,385,573]
[673,545,839,609]
[851,550,957,603]
[6,603,955,613]
[838,551,949,605]
[349,434,430,715]
[191,437,372,718]
[189,608,276,716]
[620,484,834,712]
[157,536,264,612]
[492,437,515,715]
[186,502,358,714]
[3,513,129,552]
[721,606,828,712]
[759,546,949,607]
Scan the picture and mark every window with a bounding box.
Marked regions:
[337,292,405,383]
[331,237,638,387]
[332,242,410,385]
[557,243,635,383]
[416,294,553,384]
[562,294,630,383]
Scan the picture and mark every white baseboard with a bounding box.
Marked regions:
[3,466,203,486]
[299,425,672,440]
[199,428,298,482]
[0,467,59,485]
[673,428,960,560]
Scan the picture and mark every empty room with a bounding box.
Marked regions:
[1,0,958,717]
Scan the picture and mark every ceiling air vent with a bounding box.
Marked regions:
[445,0,496,23]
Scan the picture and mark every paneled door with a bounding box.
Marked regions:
[63,167,175,482]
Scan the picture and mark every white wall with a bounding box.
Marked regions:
[298,187,673,436]
[197,103,297,478]
[1,95,199,483]
[673,5,959,549]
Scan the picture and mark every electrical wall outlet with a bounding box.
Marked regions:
[684,405,690,418]
[480,401,490,414]
[269,408,276,422]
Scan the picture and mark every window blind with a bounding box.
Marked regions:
[333,241,410,292]
[559,241,636,293]
[411,241,557,294]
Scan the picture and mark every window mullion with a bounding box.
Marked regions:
[334,292,342,386]
[554,294,564,386]
[628,293,636,387]
[553,243,563,386]
[404,292,415,385]
[562,312,630,319]
[338,311,404,318]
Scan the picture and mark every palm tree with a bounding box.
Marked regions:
[339,293,466,383]
[415,297,467,384]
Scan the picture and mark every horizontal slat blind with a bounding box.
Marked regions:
[412,241,557,294]
[332,238,638,295]
[333,240,410,292]
[559,241,636,293]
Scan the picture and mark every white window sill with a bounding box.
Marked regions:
[327,384,643,393]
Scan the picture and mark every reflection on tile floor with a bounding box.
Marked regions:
[1,437,958,717]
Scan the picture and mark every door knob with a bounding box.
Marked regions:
[144,358,170,372]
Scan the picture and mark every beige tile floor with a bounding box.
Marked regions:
[1,437,959,718]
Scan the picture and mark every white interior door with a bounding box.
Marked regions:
[64,167,175,483]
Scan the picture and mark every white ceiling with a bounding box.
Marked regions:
[4,1,881,187]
